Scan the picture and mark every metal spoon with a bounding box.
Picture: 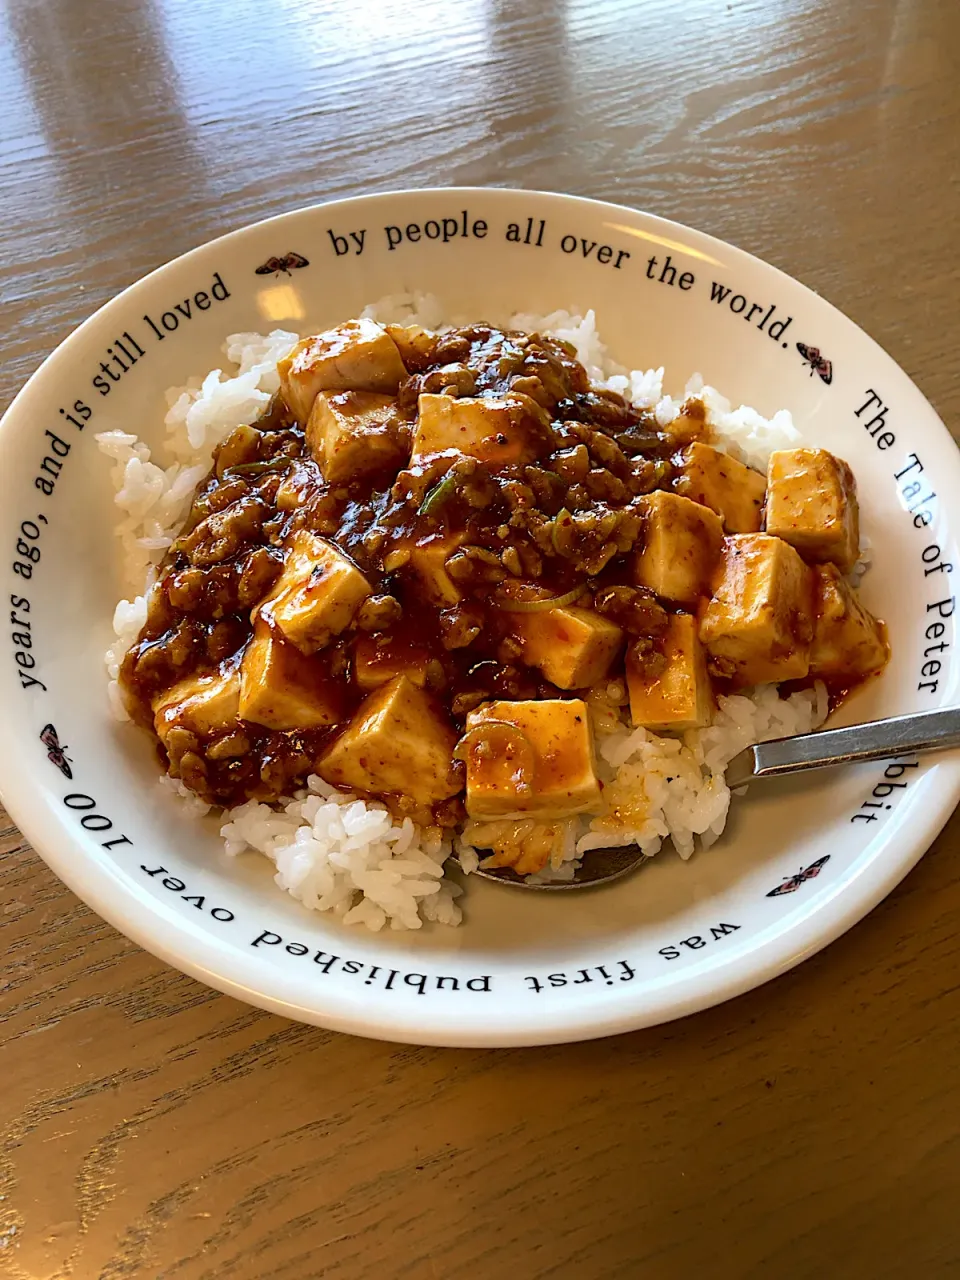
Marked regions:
[452,707,960,890]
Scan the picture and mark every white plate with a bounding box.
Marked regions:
[1,188,958,1046]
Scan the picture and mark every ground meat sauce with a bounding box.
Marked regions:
[119,321,886,819]
[119,324,682,811]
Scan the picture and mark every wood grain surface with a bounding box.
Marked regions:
[3,0,960,1275]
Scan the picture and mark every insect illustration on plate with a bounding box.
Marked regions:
[766,854,830,897]
[255,252,310,277]
[40,723,73,780]
[796,342,833,385]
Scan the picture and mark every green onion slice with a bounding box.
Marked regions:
[496,584,586,613]
[418,472,460,516]
[225,458,294,477]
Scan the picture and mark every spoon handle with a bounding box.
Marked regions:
[724,707,960,788]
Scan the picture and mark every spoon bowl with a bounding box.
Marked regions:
[452,844,652,889]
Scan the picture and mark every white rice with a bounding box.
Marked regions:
[220,775,462,932]
[96,296,827,931]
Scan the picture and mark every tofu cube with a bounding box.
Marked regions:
[260,530,371,653]
[675,442,766,533]
[239,619,346,729]
[278,320,407,424]
[463,698,601,819]
[810,564,888,681]
[306,390,405,484]
[412,393,547,464]
[385,323,439,369]
[275,460,319,512]
[765,448,860,572]
[699,534,815,686]
[153,667,241,749]
[317,675,460,807]
[627,614,714,731]
[662,397,708,445]
[634,490,724,605]
[406,532,467,606]
[353,634,431,691]
[513,606,623,690]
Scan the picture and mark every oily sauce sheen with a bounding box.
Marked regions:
[119,322,886,821]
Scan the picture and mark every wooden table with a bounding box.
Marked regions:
[3,1,960,1275]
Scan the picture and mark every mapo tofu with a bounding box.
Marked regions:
[118,316,888,830]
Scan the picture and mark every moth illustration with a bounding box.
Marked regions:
[40,723,73,780]
[796,342,833,385]
[255,251,310,277]
[766,854,830,898]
